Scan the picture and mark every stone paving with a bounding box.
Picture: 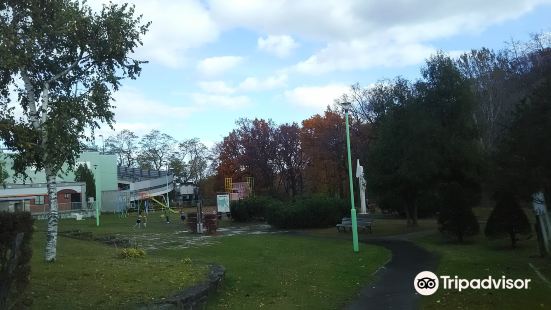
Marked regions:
[117,224,282,251]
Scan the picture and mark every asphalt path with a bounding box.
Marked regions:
[346,237,438,310]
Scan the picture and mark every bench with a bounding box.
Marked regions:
[336,216,373,233]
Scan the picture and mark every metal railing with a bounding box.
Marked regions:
[117,166,171,182]
[2,182,86,189]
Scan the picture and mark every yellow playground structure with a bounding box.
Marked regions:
[150,196,179,214]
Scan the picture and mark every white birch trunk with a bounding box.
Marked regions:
[21,58,80,262]
[41,85,59,262]
[44,167,58,262]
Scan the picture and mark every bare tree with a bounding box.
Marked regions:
[137,130,175,171]
[105,129,139,167]
[170,138,209,184]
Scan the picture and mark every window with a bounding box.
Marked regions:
[64,193,70,200]
[35,196,45,205]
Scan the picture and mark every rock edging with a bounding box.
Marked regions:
[141,264,225,310]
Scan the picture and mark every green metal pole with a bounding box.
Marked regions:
[94,164,101,227]
[345,110,359,252]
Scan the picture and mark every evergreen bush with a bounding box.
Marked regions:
[0,212,34,309]
[437,183,480,242]
[230,196,275,222]
[265,195,347,229]
[485,191,531,248]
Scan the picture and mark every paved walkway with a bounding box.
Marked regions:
[346,236,438,310]
[119,224,280,251]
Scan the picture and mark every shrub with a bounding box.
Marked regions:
[266,195,347,229]
[437,183,480,242]
[181,257,192,265]
[230,196,276,222]
[485,191,531,248]
[0,212,34,309]
[118,247,146,259]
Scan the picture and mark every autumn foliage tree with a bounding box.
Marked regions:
[275,123,305,197]
[214,118,278,195]
[300,109,349,198]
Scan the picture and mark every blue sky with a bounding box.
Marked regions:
[89,0,551,147]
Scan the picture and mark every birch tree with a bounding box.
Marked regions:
[0,0,149,261]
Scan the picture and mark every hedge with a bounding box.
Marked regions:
[265,195,348,229]
[230,196,277,222]
[0,212,34,309]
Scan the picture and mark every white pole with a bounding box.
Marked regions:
[166,165,170,210]
[356,159,367,214]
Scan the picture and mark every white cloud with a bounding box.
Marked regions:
[88,0,219,69]
[104,87,197,137]
[257,35,299,58]
[197,73,287,94]
[285,84,349,109]
[208,0,550,73]
[294,39,436,74]
[197,56,244,77]
[191,93,252,109]
[238,73,287,92]
[198,81,236,95]
[112,88,196,122]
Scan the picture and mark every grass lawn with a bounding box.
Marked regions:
[33,211,191,236]
[30,232,207,309]
[29,214,391,309]
[155,234,391,309]
[417,234,551,309]
[412,207,551,309]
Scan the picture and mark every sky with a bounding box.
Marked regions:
[87,0,551,148]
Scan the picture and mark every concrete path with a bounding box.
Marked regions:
[346,237,437,310]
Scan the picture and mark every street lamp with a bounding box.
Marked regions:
[340,101,359,253]
[99,134,104,153]
[166,164,170,210]
[93,164,101,227]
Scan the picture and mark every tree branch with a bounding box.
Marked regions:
[46,51,88,84]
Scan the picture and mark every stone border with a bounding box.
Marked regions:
[140,264,225,310]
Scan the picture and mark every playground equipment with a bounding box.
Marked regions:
[224,177,254,201]
[224,178,233,193]
[150,196,179,214]
[246,177,254,197]
[116,191,130,218]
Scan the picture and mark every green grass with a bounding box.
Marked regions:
[156,235,391,309]
[29,214,391,309]
[417,234,551,309]
[30,232,207,309]
[411,206,550,309]
[33,211,190,236]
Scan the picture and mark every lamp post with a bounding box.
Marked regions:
[93,164,101,227]
[341,101,359,253]
[166,164,170,210]
[99,134,104,154]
